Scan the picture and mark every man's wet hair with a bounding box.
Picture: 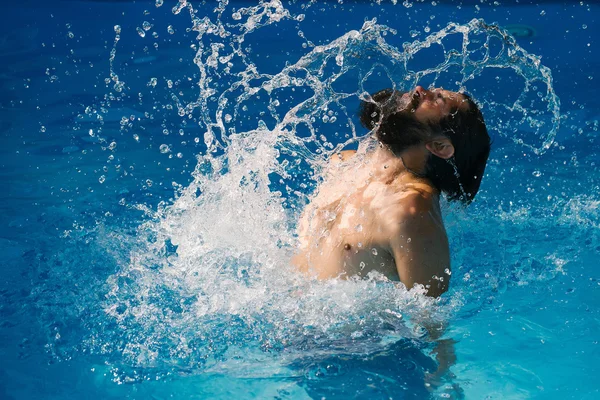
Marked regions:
[359,88,491,204]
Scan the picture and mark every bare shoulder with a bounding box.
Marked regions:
[382,189,437,235]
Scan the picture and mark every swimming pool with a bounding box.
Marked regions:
[1,0,598,398]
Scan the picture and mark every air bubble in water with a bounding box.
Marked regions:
[159,144,171,154]
[137,27,146,38]
[142,21,152,31]
[232,12,242,20]
[98,175,106,184]
[149,77,158,87]
[532,170,542,177]
[155,0,163,7]
[167,25,175,34]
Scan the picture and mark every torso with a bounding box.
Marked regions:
[293,147,449,283]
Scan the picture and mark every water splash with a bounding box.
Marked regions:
[61,0,565,385]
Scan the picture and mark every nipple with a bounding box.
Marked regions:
[344,243,351,251]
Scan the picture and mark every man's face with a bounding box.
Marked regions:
[398,86,470,124]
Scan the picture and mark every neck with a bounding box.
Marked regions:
[369,144,440,199]
[373,144,429,177]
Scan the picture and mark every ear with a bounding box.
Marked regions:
[425,137,455,159]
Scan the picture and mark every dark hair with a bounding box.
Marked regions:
[359,88,491,204]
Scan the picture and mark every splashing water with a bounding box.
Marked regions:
[50,0,565,390]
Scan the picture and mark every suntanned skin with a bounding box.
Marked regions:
[293,86,470,297]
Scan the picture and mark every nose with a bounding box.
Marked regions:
[414,86,426,96]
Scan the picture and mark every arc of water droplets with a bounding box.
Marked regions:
[164,8,560,157]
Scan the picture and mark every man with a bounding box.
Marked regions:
[293,86,491,297]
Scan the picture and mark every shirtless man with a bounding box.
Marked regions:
[294,86,491,297]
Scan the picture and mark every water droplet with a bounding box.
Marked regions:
[359,261,366,270]
[159,144,171,154]
[133,134,140,142]
[40,126,46,133]
[582,24,588,29]
[108,141,117,150]
[232,12,242,20]
[155,0,163,7]
[149,77,158,87]
[146,179,153,187]
[67,31,74,39]
[532,170,542,177]
[137,27,146,38]
[540,10,546,16]
[355,224,363,232]
[142,21,152,31]
[407,238,412,243]
[167,25,175,34]
[371,248,378,256]
[98,175,106,184]
[224,114,232,123]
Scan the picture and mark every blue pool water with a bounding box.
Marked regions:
[1,0,599,399]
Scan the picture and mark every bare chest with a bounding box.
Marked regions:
[297,178,417,279]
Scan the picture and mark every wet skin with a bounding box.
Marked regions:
[293,87,469,297]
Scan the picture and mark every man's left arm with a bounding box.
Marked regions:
[386,196,451,297]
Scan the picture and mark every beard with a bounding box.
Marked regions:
[375,90,431,154]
